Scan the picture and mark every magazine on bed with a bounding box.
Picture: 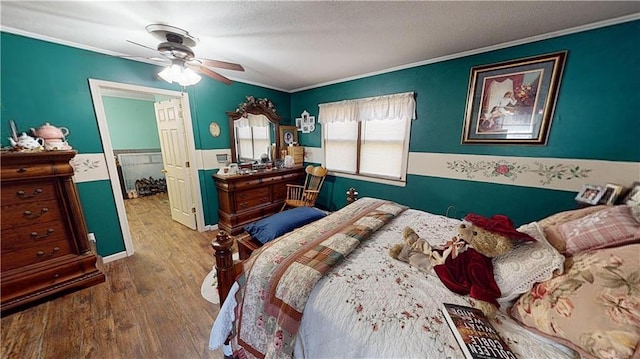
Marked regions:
[441,303,516,359]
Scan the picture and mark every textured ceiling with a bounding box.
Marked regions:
[1,1,639,92]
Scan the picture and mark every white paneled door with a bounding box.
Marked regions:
[154,98,197,229]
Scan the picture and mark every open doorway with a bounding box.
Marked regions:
[88,79,205,257]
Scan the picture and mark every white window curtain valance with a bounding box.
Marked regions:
[318,92,415,124]
[234,113,271,128]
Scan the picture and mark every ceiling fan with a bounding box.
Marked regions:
[128,24,244,85]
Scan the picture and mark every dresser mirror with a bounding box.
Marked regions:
[227,101,280,164]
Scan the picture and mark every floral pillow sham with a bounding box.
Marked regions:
[509,243,640,359]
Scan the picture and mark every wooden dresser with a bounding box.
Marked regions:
[1,151,105,313]
[213,166,305,235]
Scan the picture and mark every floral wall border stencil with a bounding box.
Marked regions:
[446,160,591,185]
[72,158,101,173]
[71,153,109,183]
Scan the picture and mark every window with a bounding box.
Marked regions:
[319,92,415,182]
[233,113,271,162]
[236,126,269,161]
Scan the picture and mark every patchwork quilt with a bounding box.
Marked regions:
[233,198,407,358]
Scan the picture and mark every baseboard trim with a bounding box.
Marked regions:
[102,251,128,264]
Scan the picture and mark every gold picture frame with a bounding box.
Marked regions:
[279,125,298,150]
[599,183,624,205]
[462,51,567,145]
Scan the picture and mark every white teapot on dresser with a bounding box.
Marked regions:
[9,132,44,150]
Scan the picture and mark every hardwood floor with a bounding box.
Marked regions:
[1,193,224,359]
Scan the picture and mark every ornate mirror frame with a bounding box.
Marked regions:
[227,100,281,164]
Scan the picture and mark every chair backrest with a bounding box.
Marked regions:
[303,165,328,192]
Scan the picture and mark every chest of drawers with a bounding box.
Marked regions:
[213,166,305,235]
[1,151,105,313]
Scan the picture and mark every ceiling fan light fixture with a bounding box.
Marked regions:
[178,67,201,86]
[158,63,201,86]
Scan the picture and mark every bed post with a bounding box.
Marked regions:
[211,231,236,305]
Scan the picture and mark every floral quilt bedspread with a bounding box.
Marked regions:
[293,208,576,359]
[213,201,577,359]
[233,198,407,358]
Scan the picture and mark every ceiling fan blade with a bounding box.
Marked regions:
[127,40,157,52]
[197,58,245,72]
[119,54,169,67]
[187,64,233,85]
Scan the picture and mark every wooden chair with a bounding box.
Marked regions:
[280,165,328,211]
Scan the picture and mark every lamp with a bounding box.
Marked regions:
[158,61,201,86]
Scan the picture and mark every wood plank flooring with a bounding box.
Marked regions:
[1,193,224,359]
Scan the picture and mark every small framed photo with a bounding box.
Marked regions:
[575,184,605,205]
[623,181,640,205]
[279,125,298,149]
[599,183,624,205]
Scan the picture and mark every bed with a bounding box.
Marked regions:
[209,197,640,359]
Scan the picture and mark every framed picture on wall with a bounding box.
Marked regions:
[461,51,567,145]
[279,125,298,149]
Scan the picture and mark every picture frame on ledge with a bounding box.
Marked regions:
[575,184,605,205]
[598,183,624,205]
[461,51,567,145]
[623,181,640,206]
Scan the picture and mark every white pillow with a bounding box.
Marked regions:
[493,221,565,304]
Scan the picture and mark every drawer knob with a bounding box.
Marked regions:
[16,188,43,199]
[17,167,27,173]
[23,208,49,218]
[32,228,57,239]
[53,274,60,279]
[239,202,248,208]
[36,247,60,257]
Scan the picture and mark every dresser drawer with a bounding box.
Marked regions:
[1,199,62,229]
[236,195,271,211]
[236,187,270,201]
[1,239,72,272]
[273,183,288,201]
[1,254,103,306]
[1,221,69,252]
[1,181,57,204]
[0,161,69,180]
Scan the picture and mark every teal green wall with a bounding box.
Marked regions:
[293,21,640,225]
[103,97,160,150]
[76,181,123,255]
[1,32,289,257]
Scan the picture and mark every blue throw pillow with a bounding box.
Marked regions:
[244,206,326,244]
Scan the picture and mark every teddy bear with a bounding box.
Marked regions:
[389,213,535,318]
[389,227,437,273]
